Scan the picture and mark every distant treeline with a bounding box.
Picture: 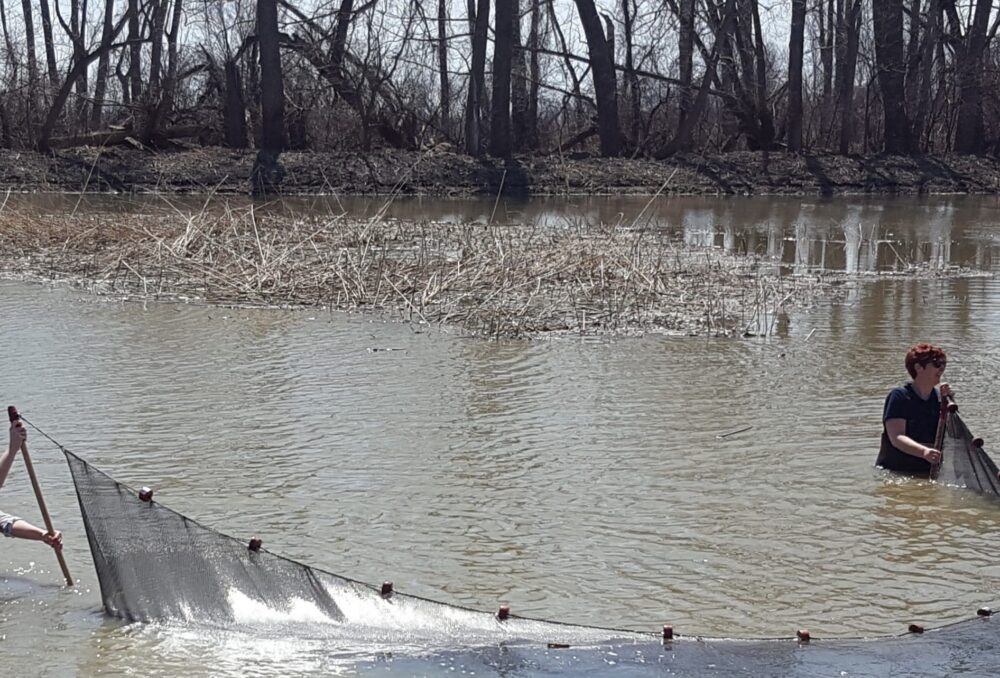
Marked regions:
[1,0,997,167]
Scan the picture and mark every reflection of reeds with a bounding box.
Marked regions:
[0,208,840,339]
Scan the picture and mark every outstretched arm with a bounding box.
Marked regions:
[9,520,62,548]
[0,423,26,490]
[0,425,62,549]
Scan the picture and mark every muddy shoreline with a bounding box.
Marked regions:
[3,147,1000,197]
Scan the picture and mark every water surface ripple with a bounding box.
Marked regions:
[3,194,1000,676]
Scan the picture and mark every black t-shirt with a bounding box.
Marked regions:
[876,383,941,475]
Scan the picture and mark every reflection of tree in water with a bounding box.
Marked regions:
[841,206,867,273]
[682,208,715,247]
[794,220,810,274]
[927,206,955,269]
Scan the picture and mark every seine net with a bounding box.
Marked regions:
[64,449,639,646]
[937,412,1000,497]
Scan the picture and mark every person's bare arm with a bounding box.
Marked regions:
[9,520,62,548]
[0,424,25,490]
[885,418,941,465]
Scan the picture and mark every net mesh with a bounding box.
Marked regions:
[63,449,639,646]
[937,412,1000,497]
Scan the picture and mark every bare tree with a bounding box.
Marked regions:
[574,0,621,156]
[38,0,58,86]
[490,0,514,157]
[91,0,118,127]
[465,0,489,155]
[621,0,642,148]
[912,0,939,149]
[20,0,39,91]
[437,0,450,137]
[525,0,541,147]
[252,0,285,193]
[944,0,993,153]
[127,0,141,102]
[836,0,862,154]
[37,16,130,151]
[658,0,738,157]
[676,0,695,144]
[872,0,910,152]
[787,0,807,150]
[511,0,532,151]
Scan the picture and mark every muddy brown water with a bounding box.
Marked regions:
[2,193,1000,676]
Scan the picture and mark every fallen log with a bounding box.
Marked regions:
[47,125,205,150]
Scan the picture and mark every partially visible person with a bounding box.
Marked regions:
[877,342,953,476]
[0,421,62,549]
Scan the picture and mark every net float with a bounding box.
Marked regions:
[909,623,925,634]
[662,624,674,641]
[138,487,154,502]
[248,537,262,552]
[497,605,510,621]
[797,629,810,642]
[973,437,984,448]
[978,607,993,617]
[381,581,394,597]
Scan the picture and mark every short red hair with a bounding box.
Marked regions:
[905,343,946,378]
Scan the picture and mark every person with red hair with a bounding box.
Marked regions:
[877,343,953,475]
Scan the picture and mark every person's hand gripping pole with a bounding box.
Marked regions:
[7,406,73,586]
[929,392,957,481]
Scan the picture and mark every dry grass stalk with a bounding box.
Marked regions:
[0,207,842,339]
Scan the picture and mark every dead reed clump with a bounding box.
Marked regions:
[0,207,840,339]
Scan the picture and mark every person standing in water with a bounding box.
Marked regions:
[0,421,63,548]
[877,343,953,476]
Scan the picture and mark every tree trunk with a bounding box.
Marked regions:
[677,0,695,139]
[903,0,921,109]
[128,0,141,102]
[836,0,861,154]
[786,0,806,150]
[90,0,117,127]
[511,0,532,151]
[20,0,39,142]
[0,96,11,148]
[657,0,738,158]
[223,59,248,148]
[750,0,773,149]
[574,0,621,156]
[819,0,834,141]
[70,0,90,125]
[526,0,541,147]
[490,0,514,157]
[622,0,642,148]
[0,1,13,62]
[914,0,939,149]
[330,0,355,81]
[547,0,584,125]
[20,0,39,90]
[253,0,286,194]
[872,0,910,152]
[38,0,59,86]
[437,0,450,138]
[952,0,991,153]
[465,0,489,155]
[37,26,128,151]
